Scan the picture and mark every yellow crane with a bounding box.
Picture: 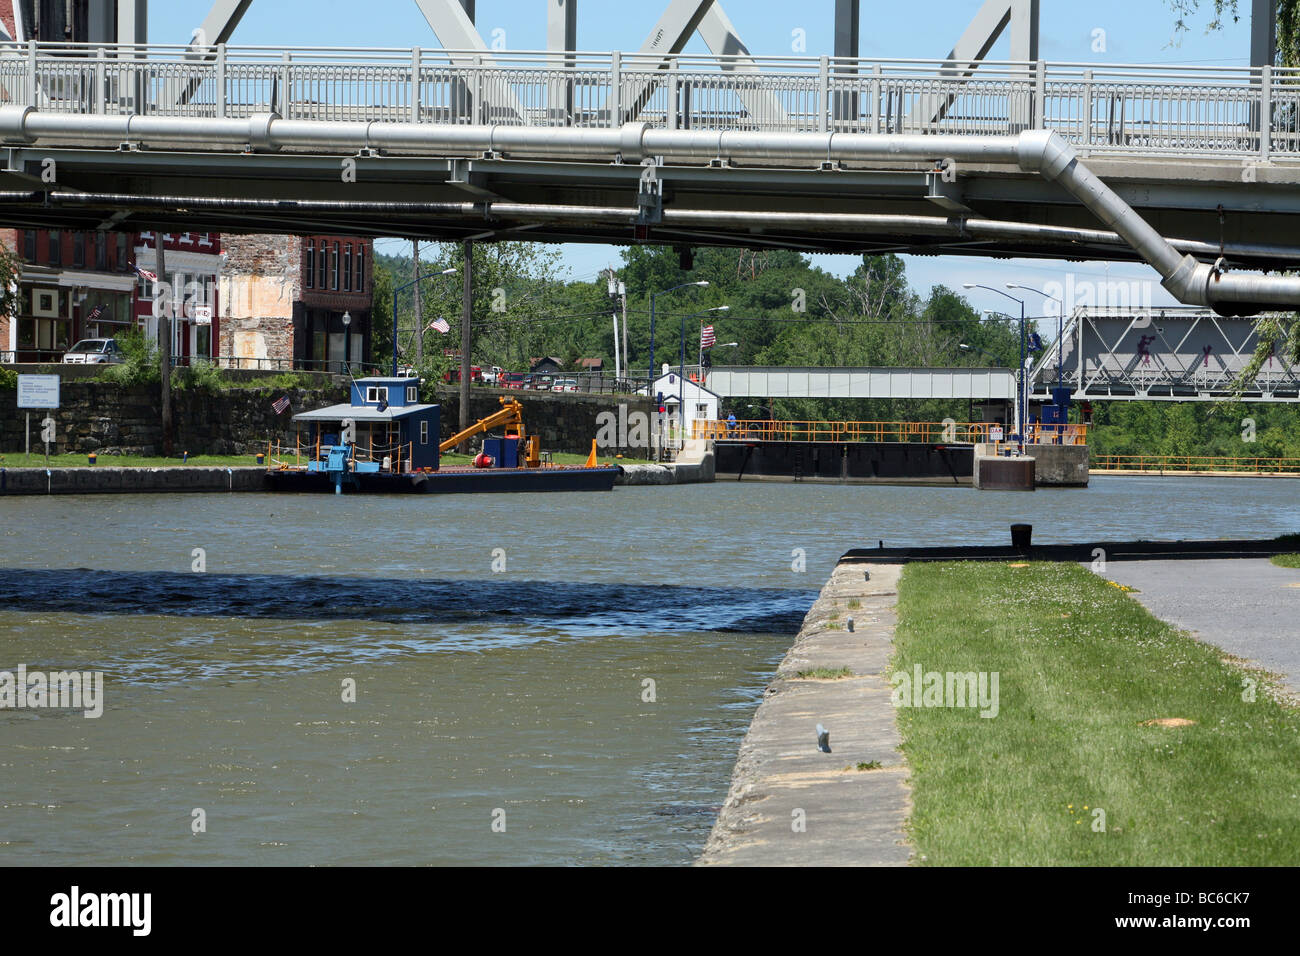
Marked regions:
[439,397,541,467]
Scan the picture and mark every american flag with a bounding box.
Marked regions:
[427,316,451,334]
[272,395,291,414]
[130,262,158,283]
[85,304,103,322]
[700,325,716,348]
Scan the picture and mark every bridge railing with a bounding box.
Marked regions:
[1,43,1296,161]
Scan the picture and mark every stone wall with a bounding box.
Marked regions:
[433,386,656,456]
[0,381,346,457]
[0,382,653,459]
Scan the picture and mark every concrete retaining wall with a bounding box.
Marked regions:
[699,562,910,866]
[434,387,655,457]
[1026,443,1089,486]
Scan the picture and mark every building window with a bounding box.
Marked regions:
[306,240,315,288]
[318,244,326,289]
[198,233,213,248]
[72,233,85,268]
[420,420,429,444]
[48,231,62,266]
[23,230,36,260]
[94,232,107,270]
[343,246,352,292]
[331,243,339,290]
[355,247,365,291]
[116,233,127,272]
[406,386,417,403]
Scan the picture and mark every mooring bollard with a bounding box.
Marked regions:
[256,453,265,465]
[1011,523,1033,549]
[87,453,96,465]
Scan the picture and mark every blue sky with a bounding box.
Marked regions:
[150,1,1254,327]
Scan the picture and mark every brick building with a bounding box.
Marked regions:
[219,233,373,372]
[1,228,373,368]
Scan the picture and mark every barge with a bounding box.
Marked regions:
[265,376,619,495]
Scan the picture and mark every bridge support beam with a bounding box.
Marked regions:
[1251,0,1279,66]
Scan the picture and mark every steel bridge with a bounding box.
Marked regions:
[2,1,1300,316]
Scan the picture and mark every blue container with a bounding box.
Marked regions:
[481,437,519,468]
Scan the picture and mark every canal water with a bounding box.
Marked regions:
[2,476,1297,865]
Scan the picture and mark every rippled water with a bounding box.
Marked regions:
[1,476,1297,865]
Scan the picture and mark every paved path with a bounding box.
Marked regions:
[697,564,910,866]
[1106,558,1300,697]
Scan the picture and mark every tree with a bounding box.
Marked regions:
[1167,0,1300,65]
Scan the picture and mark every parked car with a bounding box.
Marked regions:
[531,374,555,390]
[500,372,526,389]
[551,378,579,392]
[442,365,484,384]
[62,338,123,364]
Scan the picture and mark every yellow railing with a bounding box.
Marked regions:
[1092,455,1300,474]
[694,420,1087,446]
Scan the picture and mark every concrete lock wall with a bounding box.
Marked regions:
[1025,443,1090,486]
[0,381,346,457]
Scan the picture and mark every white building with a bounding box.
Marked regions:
[648,370,721,447]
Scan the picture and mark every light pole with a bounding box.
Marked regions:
[964,283,1027,446]
[341,311,352,374]
[649,280,708,390]
[1007,283,1066,392]
[682,305,728,447]
[393,267,457,377]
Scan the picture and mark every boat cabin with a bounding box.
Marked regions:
[293,376,441,471]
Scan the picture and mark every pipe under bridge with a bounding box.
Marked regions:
[0,1,1298,314]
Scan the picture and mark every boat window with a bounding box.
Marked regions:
[406,386,417,403]
[420,421,429,444]
[366,386,388,403]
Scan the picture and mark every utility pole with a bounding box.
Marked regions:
[155,233,173,457]
[619,280,628,388]
[412,240,423,366]
[606,268,621,384]
[459,240,473,449]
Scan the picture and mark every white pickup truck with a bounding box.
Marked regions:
[481,366,506,385]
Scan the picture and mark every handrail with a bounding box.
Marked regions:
[1092,454,1300,473]
[0,42,1295,161]
[695,419,1088,445]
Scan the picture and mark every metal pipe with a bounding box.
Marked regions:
[29,192,1300,266]
[2,99,1299,310]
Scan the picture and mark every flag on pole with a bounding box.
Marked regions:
[86,304,103,322]
[272,395,291,414]
[427,316,451,334]
[700,325,716,348]
[129,262,158,283]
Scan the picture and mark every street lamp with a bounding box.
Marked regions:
[1007,283,1066,392]
[964,283,1027,445]
[650,280,708,387]
[341,311,352,373]
[681,305,728,448]
[393,267,457,377]
[649,280,707,459]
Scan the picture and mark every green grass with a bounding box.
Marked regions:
[794,667,854,680]
[0,453,261,469]
[1270,554,1300,568]
[894,561,1300,865]
[851,761,884,771]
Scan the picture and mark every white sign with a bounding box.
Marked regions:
[990,424,1004,443]
[17,374,60,409]
[194,305,213,325]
